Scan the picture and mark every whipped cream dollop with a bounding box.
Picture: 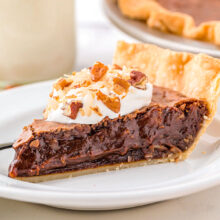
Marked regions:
[45,62,153,124]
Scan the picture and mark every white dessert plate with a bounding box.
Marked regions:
[103,0,220,58]
[0,81,219,210]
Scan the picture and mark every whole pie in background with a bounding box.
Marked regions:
[118,0,220,45]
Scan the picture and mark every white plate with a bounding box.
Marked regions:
[103,0,220,58]
[0,81,220,210]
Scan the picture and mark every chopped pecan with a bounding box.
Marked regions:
[112,64,122,70]
[114,77,130,90]
[128,70,147,89]
[96,90,120,113]
[113,85,126,96]
[113,77,130,95]
[30,139,40,148]
[90,62,108,82]
[54,78,72,90]
[63,101,83,120]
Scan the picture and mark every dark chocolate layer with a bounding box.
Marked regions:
[9,86,208,178]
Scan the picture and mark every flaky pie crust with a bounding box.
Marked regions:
[16,156,181,182]
[118,0,220,45]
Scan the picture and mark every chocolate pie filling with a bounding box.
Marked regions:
[9,86,208,178]
[157,0,220,25]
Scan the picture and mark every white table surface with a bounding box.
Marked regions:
[1,0,220,218]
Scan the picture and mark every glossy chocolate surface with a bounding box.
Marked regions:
[9,86,208,178]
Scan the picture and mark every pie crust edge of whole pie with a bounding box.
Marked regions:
[118,0,220,45]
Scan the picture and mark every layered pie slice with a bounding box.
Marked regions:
[9,42,220,182]
[118,0,220,45]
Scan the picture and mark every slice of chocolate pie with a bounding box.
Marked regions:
[9,43,220,182]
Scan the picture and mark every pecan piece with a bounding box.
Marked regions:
[54,78,72,90]
[63,101,83,120]
[30,139,40,148]
[113,77,130,95]
[90,62,108,82]
[128,70,147,89]
[96,91,120,113]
